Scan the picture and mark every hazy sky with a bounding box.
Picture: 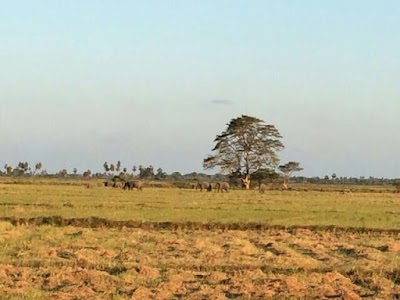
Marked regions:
[0,1,399,177]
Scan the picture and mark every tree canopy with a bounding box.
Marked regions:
[278,161,303,189]
[203,115,284,189]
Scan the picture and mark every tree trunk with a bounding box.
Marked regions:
[242,175,251,190]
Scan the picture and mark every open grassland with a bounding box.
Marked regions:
[0,181,399,299]
[0,182,399,229]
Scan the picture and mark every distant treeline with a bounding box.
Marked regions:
[0,162,228,182]
[1,161,399,186]
[292,175,400,186]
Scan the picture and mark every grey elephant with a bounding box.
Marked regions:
[215,182,230,192]
[259,183,268,193]
[195,181,211,192]
[123,180,144,191]
[113,182,123,188]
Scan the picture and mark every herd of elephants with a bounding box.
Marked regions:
[103,180,268,193]
[103,180,144,190]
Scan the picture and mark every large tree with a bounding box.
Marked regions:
[278,161,303,189]
[203,115,284,189]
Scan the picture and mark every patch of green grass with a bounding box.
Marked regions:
[0,183,400,228]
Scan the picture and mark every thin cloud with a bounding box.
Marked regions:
[211,99,235,105]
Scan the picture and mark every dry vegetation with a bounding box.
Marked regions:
[0,180,399,299]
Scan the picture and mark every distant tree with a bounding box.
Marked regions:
[109,164,115,174]
[170,171,182,181]
[331,173,337,180]
[83,170,92,178]
[58,169,68,177]
[155,168,167,180]
[123,167,127,174]
[138,165,154,179]
[278,161,303,189]
[252,168,280,184]
[103,162,110,173]
[13,162,29,176]
[203,115,284,189]
[73,168,78,175]
[116,161,121,173]
[184,172,198,180]
[4,164,12,176]
[17,162,29,174]
[35,162,42,175]
[14,169,24,177]
[148,165,154,177]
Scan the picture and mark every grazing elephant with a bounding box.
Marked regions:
[259,183,268,193]
[113,182,123,188]
[103,181,113,187]
[196,181,211,192]
[215,182,230,192]
[123,180,144,191]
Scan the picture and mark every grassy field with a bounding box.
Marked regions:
[0,180,399,299]
[0,182,399,229]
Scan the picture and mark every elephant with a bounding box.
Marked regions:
[113,182,123,188]
[123,180,144,191]
[259,183,268,193]
[103,181,113,187]
[215,182,230,192]
[195,181,211,192]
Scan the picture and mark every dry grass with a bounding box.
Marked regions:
[0,223,399,299]
[0,180,399,299]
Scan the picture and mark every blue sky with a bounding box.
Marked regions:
[0,1,399,177]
